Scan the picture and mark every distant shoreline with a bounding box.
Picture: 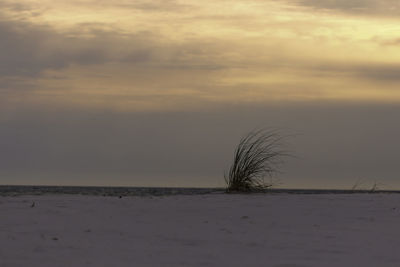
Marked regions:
[1,185,400,197]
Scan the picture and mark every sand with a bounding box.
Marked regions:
[1,193,400,267]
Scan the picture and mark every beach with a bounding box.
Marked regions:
[1,193,400,267]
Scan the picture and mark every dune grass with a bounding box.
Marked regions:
[225,129,288,192]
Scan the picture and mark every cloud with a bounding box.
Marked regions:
[0,12,229,83]
[378,38,400,46]
[289,0,400,17]
[0,17,158,78]
[307,62,400,83]
[353,65,400,82]
[0,19,51,77]
[108,0,191,12]
[0,0,42,14]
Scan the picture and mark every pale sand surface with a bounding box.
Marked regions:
[1,193,400,267]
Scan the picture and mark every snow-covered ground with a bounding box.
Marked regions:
[1,193,400,267]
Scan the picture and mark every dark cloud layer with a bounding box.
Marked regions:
[310,63,400,83]
[1,103,400,188]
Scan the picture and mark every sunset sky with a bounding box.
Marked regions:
[1,0,400,188]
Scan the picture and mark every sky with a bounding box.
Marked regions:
[1,0,400,189]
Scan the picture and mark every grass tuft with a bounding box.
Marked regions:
[225,129,289,192]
